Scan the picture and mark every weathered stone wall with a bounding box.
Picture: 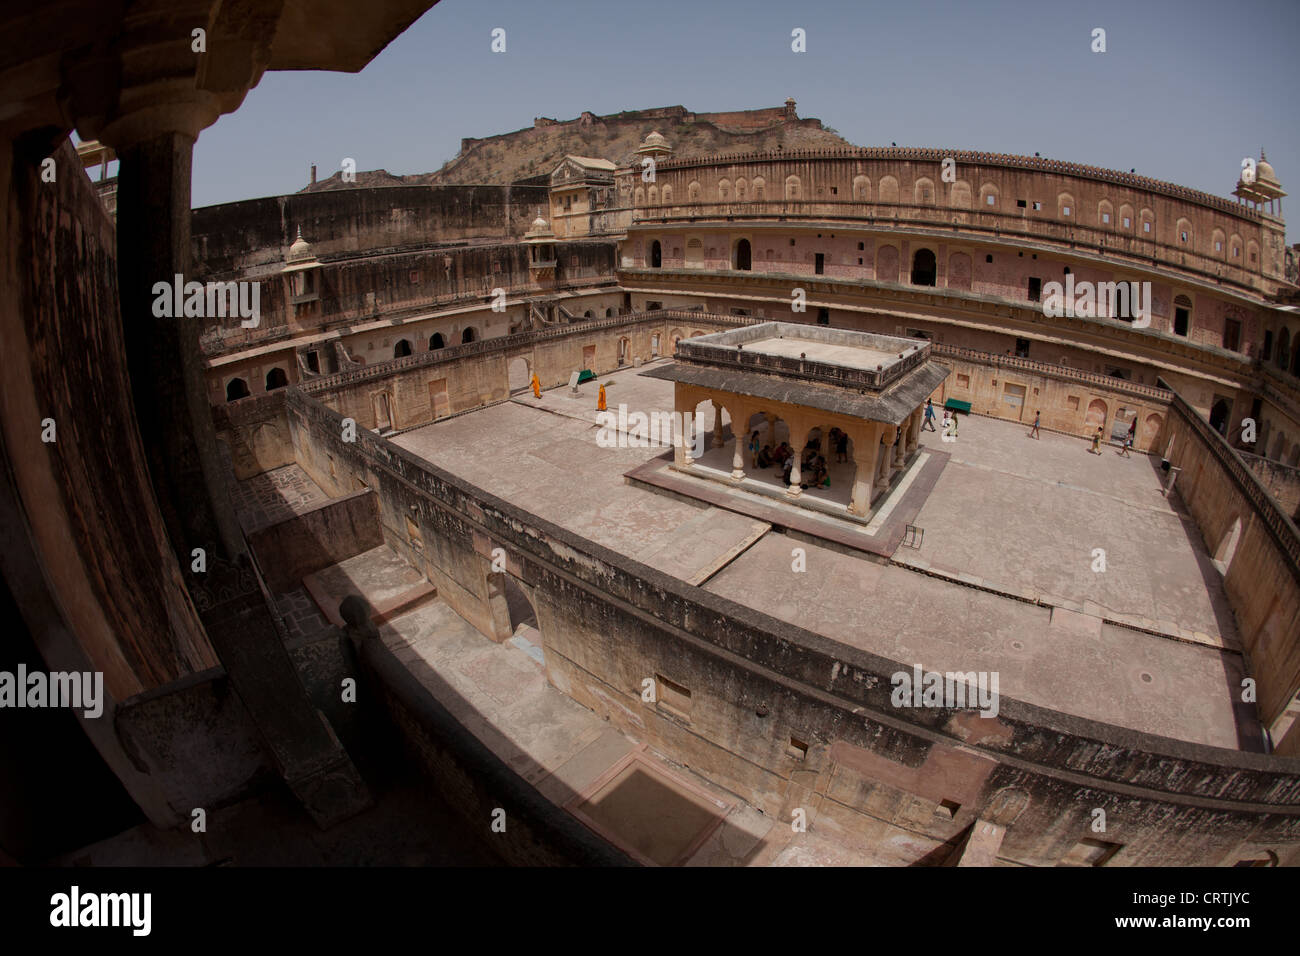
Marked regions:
[244,489,382,593]
[1156,395,1300,751]
[930,347,1172,450]
[213,392,294,480]
[284,385,1300,866]
[1240,452,1300,518]
[191,184,549,279]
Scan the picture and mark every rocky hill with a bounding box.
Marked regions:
[302,102,856,191]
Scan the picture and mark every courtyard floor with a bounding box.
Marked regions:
[392,362,1256,750]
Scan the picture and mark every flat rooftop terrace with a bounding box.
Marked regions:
[742,335,898,369]
[392,360,1257,751]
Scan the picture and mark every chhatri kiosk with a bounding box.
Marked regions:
[642,322,949,518]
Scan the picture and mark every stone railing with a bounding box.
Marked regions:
[932,344,1175,400]
[298,309,749,394]
[1170,390,1300,577]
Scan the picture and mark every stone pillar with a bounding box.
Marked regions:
[766,412,776,447]
[730,403,748,480]
[892,423,906,468]
[786,416,807,497]
[906,408,921,454]
[847,425,880,516]
[875,427,892,493]
[108,122,371,829]
[712,402,726,449]
[674,385,694,469]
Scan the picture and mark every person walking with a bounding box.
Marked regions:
[1127,416,1137,447]
[923,399,937,431]
[1029,410,1041,439]
[597,382,607,412]
[1119,431,1133,457]
[1090,426,1102,454]
[748,430,761,469]
[530,372,541,399]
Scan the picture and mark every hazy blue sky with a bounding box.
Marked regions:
[189,0,1299,226]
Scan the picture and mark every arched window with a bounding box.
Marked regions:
[584,310,594,318]
[688,181,701,201]
[650,240,662,269]
[1097,199,1113,226]
[735,238,752,271]
[1210,398,1230,435]
[980,182,998,207]
[429,333,445,350]
[878,176,899,203]
[718,178,732,201]
[950,181,971,208]
[647,185,658,205]
[605,307,614,317]
[910,248,937,286]
[1057,192,1074,218]
[661,184,673,204]
[784,175,801,200]
[914,178,934,204]
[461,327,476,344]
[634,186,645,206]
[735,178,747,201]
[852,175,870,201]
[1263,330,1273,361]
[226,378,250,401]
[265,368,288,391]
[1277,327,1291,371]
[394,339,412,358]
[752,177,765,200]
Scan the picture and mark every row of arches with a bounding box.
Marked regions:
[394,327,476,358]
[1266,326,1300,377]
[226,367,288,401]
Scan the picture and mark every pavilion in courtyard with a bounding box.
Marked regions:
[641,322,949,517]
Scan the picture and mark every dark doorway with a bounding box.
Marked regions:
[650,240,662,269]
[1209,398,1230,436]
[265,367,288,390]
[429,333,445,350]
[1223,319,1241,352]
[394,339,413,358]
[1263,330,1273,361]
[910,248,937,286]
[735,239,752,271]
[1174,306,1190,337]
[461,327,476,344]
[814,253,825,275]
[1015,338,1030,358]
[226,378,250,401]
[1027,277,1042,302]
[817,308,830,325]
[306,350,320,373]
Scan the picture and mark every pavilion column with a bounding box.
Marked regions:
[875,427,892,494]
[673,385,695,469]
[730,402,750,480]
[906,408,921,454]
[847,424,880,516]
[785,415,809,497]
[892,422,906,468]
[766,412,777,447]
[712,401,726,449]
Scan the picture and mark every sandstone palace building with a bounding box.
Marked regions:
[3,0,1299,868]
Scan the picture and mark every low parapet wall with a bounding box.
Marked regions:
[1157,393,1300,753]
[285,384,1300,866]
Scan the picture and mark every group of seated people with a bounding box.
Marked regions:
[755,434,831,489]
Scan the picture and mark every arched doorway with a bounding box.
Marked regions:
[394,339,412,358]
[226,378,250,401]
[508,357,530,392]
[1084,398,1107,432]
[1209,398,1230,436]
[910,248,937,286]
[461,327,476,344]
[650,240,662,269]
[735,238,752,271]
[618,337,630,366]
[669,327,685,351]
[429,333,445,350]
[265,367,288,391]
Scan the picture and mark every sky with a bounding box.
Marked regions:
[188,0,1300,226]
